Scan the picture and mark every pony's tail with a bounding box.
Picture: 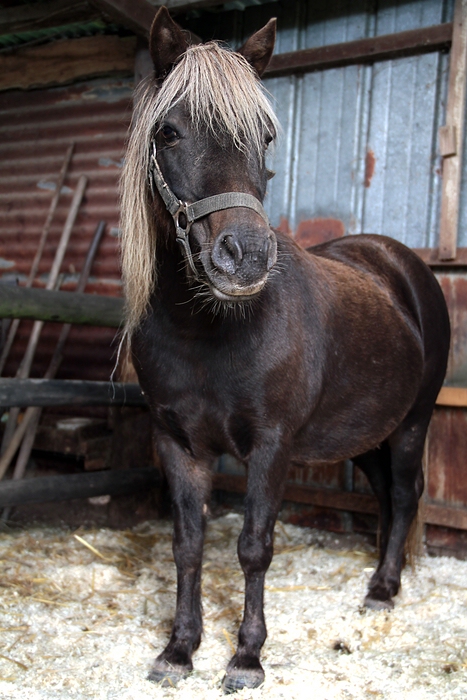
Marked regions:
[405,441,428,567]
[406,500,424,567]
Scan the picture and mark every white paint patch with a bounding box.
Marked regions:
[0,513,465,699]
[98,157,124,168]
[36,181,72,194]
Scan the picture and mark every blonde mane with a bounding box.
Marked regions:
[120,42,279,337]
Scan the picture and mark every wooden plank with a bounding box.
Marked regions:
[436,386,467,407]
[0,467,160,507]
[439,0,467,260]
[439,125,457,157]
[0,0,100,34]
[90,0,225,26]
[213,473,467,531]
[0,35,136,91]
[283,482,378,514]
[89,0,155,38]
[424,503,467,530]
[265,23,453,78]
[414,246,467,266]
[212,473,379,514]
[0,379,146,408]
[0,285,123,327]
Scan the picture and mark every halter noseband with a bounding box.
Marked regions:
[148,140,271,277]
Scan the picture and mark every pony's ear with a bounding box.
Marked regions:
[238,18,276,77]
[149,6,189,81]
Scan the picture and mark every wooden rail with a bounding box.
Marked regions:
[265,23,453,77]
[0,285,123,328]
[212,474,467,531]
[0,467,160,507]
[0,379,145,408]
[436,386,467,407]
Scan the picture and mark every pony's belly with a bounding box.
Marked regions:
[291,400,412,466]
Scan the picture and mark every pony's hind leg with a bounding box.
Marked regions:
[352,443,392,564]
[147,435,212,686]
[363,417,427,610]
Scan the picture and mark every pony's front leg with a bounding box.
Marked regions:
[223,437,290,693]
[148,435,212,686]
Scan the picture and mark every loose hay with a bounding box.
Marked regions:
[0,512,465,699]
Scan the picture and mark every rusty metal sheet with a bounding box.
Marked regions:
[1,320,118,382]
[0,77,132,381]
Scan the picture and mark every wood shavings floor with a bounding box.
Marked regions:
[0,512,465,699]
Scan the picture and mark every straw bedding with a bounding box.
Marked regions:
[0,511,465,700]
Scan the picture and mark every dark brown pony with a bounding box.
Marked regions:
[120,8,450,692]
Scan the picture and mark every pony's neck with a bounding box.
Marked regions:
[152,233,259,336]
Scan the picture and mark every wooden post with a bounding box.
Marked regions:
[439,0,467,261]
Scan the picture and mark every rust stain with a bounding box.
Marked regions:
[294,218,345,249]
[364,148,376,188]
[276,216,292,236]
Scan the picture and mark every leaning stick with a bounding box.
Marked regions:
[0,144,74,376]
[0,406,37,480]
[0,176,88,457]
[17,174,89,379]
[9,221,106,483]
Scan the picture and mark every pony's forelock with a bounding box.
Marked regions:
[120,42,279,338]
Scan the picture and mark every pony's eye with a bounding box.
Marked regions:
[161,125,178,143]
[265,133,273,148]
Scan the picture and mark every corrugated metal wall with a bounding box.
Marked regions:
[189,0,459,248]
[0,77,133,380]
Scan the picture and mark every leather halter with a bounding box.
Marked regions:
[148,140,271,277]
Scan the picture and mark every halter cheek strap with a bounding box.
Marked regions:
[148,141,271,277]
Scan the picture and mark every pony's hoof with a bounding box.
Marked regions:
[222,666,265,694]
[364,594,394,611]
[147,660,191,687]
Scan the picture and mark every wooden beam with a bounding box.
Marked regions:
[157,0,233,11]
[439,0,467,260]
[89,0,155,38]
[213,473,379,514]
[0,0,100,35]
[0,379,146,408]
[265,23,453,78]
[213,473,467,531]
[0,35,136,91]
[424,502,467,530]
[436,386,467,407]
[0,467,160,507]
[414,246,467,266]
[0,285,123,327]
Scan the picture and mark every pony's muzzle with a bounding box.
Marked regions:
[211,229,277,280]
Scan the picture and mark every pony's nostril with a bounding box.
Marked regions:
[223,234,243,266]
